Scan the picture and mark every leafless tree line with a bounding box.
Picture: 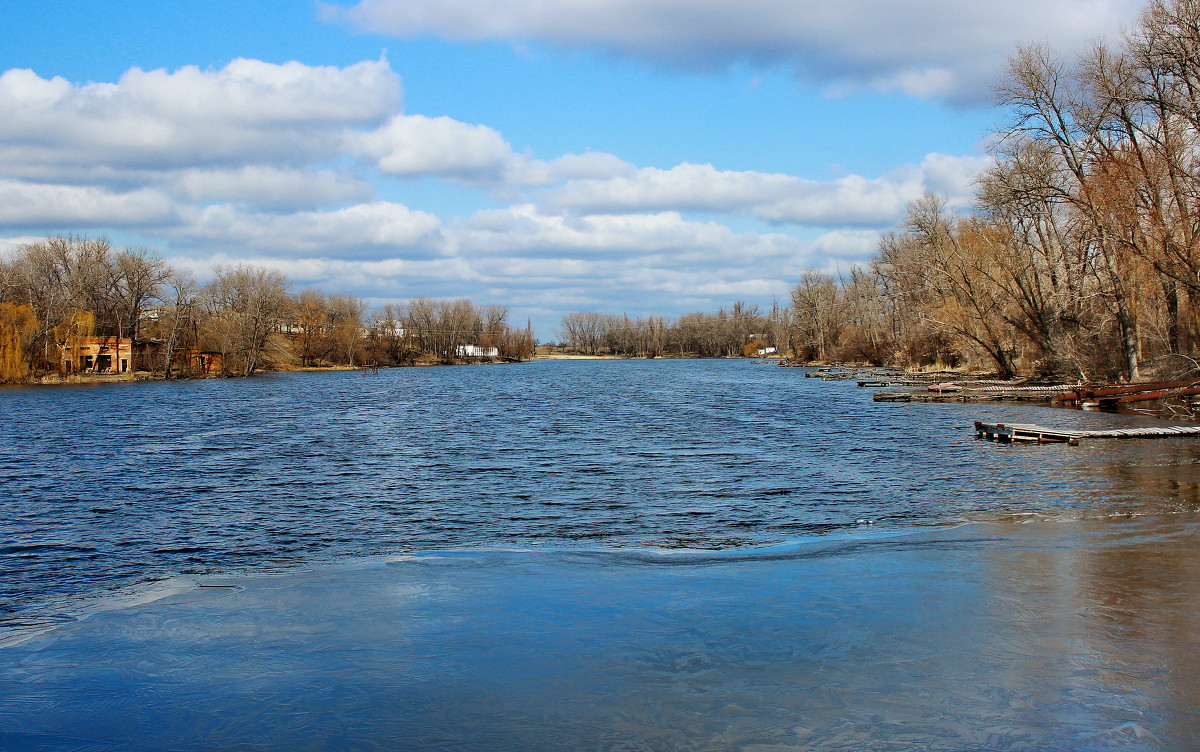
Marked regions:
[0,235,531,382]
[558,302,788,358]
[367,299,534,365]
[796,0,1200,380]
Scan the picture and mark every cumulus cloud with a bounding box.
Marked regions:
[0,56,639,223]
[0,59,399,171]
[0,180,180,228]
[168,167,374,210]
[807,229,886,263]
[352,114,514,179]
[541,163,795,215]
[322,0,1143,101]
[455,204,806,260]
[0,51,995,331]
[173,202,444,258]
[505,151,639,186]
[539,154,990,226]
[0,235,50,257]
[350,115,638,187]
[162,197,882,329]
[442,202,887,315]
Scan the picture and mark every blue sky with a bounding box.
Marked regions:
[0,1,1144,337]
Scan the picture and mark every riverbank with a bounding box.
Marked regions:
[21,357,525,386]
[3,515,1198,750]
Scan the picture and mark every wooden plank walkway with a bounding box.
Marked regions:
[974,421,1200,444]
[874,383,1077,403]
[875,391,1060,403]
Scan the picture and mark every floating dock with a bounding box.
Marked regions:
[974,421,1200,444]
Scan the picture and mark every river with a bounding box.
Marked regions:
[2,359,1199,749]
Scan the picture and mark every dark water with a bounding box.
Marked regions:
[3,359,1200,750]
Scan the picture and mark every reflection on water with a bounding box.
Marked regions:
[1,517,1197,750]
[986,518,1200,750]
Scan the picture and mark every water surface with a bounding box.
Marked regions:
[3,519,1199,750]
[3,358,1200,624]
[3,359,1200,749]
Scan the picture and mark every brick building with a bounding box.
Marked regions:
[60,337,134,374]
[59,338,225,376]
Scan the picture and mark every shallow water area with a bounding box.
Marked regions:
[3,516,1200,751]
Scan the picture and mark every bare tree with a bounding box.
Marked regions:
[111,248,170,341]
[998,43,1144,379]
[560,312,605,354]
[791,271,843,362]
[328,294,367,365]
[203,264,291,376]
[156,271,197,378]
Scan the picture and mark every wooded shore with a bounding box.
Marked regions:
[1,236,536,384]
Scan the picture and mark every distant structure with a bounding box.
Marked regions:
[59,337,223,376]
[455,344,499,358]
[60,337,134,374]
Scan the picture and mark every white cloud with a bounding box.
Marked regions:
[0,235,48,257]
[0,59,399,171]
[160,202,881,334]
[352,114,514,179]
[456,203,805,259]
[168,252,487,298]
[351,116,638,187]
[541,163,795,214]
[911,153,991,208]
[168,167,373,210]
[808,229,885,262]
[0,57,640,218]
[323,0,1144,101]
[0,180,179,227]
[174,202,444,258]
[505,151,639,186]
[652,276,789,299]
[0,51,998,334]
[540,155,990,226]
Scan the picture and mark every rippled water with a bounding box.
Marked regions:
[3,358,1200,627]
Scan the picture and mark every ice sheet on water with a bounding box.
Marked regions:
[1,516,1198,751]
